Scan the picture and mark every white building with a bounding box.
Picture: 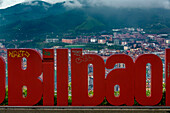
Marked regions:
[46,38,59,43]
[166,39,170,44]
[90,38,97,43]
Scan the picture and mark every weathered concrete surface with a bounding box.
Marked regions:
[1,109,170,113]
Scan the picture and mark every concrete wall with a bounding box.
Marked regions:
[1,107,170,113]
[0,109,170,113]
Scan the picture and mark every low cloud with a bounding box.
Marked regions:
[0,0,33,9]
[85,0,170,9]
[41,0,66,4]
[0,0,170,9]
[64,0,82,8]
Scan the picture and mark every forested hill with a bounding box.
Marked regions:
[0,1,170,40]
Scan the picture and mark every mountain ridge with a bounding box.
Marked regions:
[0,1,67,26]
[0,1,170,40]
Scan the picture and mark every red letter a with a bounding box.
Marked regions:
[105,55,134,106]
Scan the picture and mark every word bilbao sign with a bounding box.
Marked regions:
[0,48,169,106]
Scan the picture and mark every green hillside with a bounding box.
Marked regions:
[0,3,170,40]
[75,16,105,31]
[0,1,67,26]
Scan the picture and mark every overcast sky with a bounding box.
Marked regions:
[0,0,170,9]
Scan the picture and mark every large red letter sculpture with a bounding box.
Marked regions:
[0,57,6,104]
[57,49,68,106]
[166,49,170,106]
[105,55,134,106]
[135,54,163,106]
[43,49,54,106]
[71,49,105,106]
[8,49,43,106]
